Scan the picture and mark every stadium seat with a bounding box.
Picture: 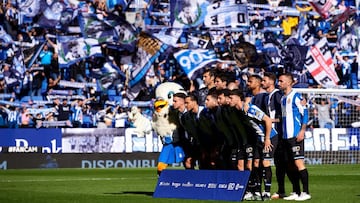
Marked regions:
[20,96,44,102]
[82,115,93,128]
[32,96,44,101]
[108,89,118,101]
[20,96,31,102]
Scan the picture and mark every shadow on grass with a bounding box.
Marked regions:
[104,191,154,196]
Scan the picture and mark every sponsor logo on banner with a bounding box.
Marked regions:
[5,146,42,153]
[81,159,157,168]
[0,153,161,169]
[305,37,339,87]
[154,170,250,201]
[0,129,62,153]
[305,128,360,151]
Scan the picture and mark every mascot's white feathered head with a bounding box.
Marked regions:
[152,97,177,137]
[152,82,186,138]
[155,82,186,106]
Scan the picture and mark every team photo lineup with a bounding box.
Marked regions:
[1,0,360,202]
[153,70,310,201]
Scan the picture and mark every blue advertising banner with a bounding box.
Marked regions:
[0,129,62,153]
[153,169,250,201]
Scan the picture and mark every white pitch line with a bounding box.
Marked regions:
[0,177,157,183]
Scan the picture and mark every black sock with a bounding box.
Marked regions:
[275,165,286,194]
[299,169,309,194]
[287,165,301,195]
[253,166,261,193]
[263,166,272,193]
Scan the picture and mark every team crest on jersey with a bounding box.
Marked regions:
[246,146,253,153]
[292,146,300,156]
[287,98,291,104]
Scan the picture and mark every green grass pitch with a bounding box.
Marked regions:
[0,165,359,203]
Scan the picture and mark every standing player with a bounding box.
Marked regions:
[245,74,269,199]
[199,92,223,169]
[261,72,284,199]
[172,93,193,169]
[181,93,204,169]
[228,89,276,201]
[278,73,311,201]
[246,74,268,112]
[196,68,216,106]
[217,88,255,172]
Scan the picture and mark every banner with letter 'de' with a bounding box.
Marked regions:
[153,169,250,201]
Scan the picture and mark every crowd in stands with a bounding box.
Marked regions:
[0,0,359,128]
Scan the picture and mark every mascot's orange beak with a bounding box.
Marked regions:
[154,100,168,113]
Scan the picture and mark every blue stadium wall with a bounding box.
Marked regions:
[0,128,359,169]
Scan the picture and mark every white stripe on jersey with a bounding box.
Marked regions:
[246,104,278,139]
[281,89,308,139]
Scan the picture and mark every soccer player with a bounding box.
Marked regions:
[200,92,224,169]
[246,74,268,112]
[228,89,276,201]
[278,73,311,201]
[181,93,204,169]
[202,89,243,170]
[217,88,255,171]
[261,72,284,199]
[196,68,216,106]
[172,93,193,169]
[214,71,229,90]
[245,74,270,200]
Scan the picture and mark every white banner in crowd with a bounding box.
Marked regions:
[205,2,249,28]
[174,49,218,79]
[61,128,162,153]
[58,37,102,67]
[305,37,339,88]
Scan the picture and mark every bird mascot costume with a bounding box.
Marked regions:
[152,82,186,176]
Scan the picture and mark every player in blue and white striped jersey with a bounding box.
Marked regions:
[278,73,311,201]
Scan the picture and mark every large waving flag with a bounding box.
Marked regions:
[309,0,336,19]
[37,0,69,28]
[174,49,218,79]
[152,28,182,47]
[79,13,117,44]
[305,37,339,88]
[128,32,168,87]
[331,7,357,29]
[58,36,102,67]
[171,0,209,28]
[18,0,41,17]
